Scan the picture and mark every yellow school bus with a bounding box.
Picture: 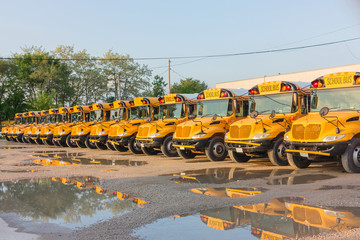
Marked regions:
[12,112,31,143]
[172,88,248,161]
[285,72,360,173]
[107,97,160,154]
[136,94,197,157]
[22,111,41,143]
[52,107,72,146]
[38,108,59,145]
[89,100,129,150]
[53,105,91,147]
[71,103,111,148]
[6,113,22,141]
[29,110,50,144]
[1,119,15,141]
[225,81,309,166]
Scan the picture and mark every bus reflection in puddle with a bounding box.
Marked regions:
[22,153,147,166]
[0,176,144,230]
[134,197,360,239]
[168,168,336,185]
[190,187,266,198]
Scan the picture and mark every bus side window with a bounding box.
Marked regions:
[235,99,242,117]
[301,95,310,114]
[84,113,90,122]
[243,101,249,117]
[188,104,196,116]
[153,106,159,120]
[105,110,111,121]
[227,99,233,116]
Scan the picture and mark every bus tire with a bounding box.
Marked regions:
[53,140,61,146]
[268,137,289,166]
[141,146,158,155]
[22,135,29,144]
[5,136,11,141]
[106,141,116,151]
[45,139,54,145]
[161,135,178,157]
[229,150,251,163]
[35,139,44,145]
[17,136,24,143]
[95,142,108,150]
[287,153,311,169]
[205,136,228,162]
[84,135,96,149]
[29,138,36,144]
[66,135,78,148]
[114,143,128,152]
[341,138,360,173]
[128,136,143,154]
[177,148,196,159]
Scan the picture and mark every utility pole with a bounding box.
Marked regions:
[168,59,171,94]
[118,72,121,100]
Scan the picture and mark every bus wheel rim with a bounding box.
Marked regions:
[213,142,225,157]
[352,146,360,167]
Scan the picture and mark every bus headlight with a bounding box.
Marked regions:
[225,134,229,140]
[118,132,128,137]
[324,209,346,218]
[97,132,105,136]
[149,133,161,138]
[323,134,345,142]
[253,133,270,139]
[59,131,66,135]
[46,131,52,135]
[77,131,84,135]
[192,133,207,139]
[284,134,289,141]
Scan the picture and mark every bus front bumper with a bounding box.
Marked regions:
[89,135,107,144]
[225,140,272,154]
[172,138,209,151]
[53,135,67,142]
[285,141,349,157]
[107,136,132,146]
[136,137,164,148]
[40,134,53,141]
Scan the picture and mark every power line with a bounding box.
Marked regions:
[171,69,188,79]
[1,36,360,62]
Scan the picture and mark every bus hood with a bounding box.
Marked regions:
[108,119,145,137]
[137,120,178,138]
[227,115,289,141]
[286,111,360,143]
[174,117,227,139]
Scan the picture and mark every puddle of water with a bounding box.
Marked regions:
[24,153,147,166]
[134,196,360,239]
[190,187,266,198]
[316,185,360,191]
[267,174,336,185]
[0,169,47,173]
[0,177,141,230]
[31,150,67,154]
[0,147,29,149]
[168,168,294,184]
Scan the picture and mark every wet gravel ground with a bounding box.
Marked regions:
[1,139,360,240]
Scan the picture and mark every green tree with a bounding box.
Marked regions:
[28,90,57,110]
[149,75,167,97]
[170,78,207,94]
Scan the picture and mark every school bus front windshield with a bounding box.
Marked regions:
[39,116,48,124]
[27,117,35,124]
[130,106,149,120]
[311,87,360,112]
[71,112,82,122]
[110,108,126,121]
[21,118,27,124]
[249,93,295,115]
[90,110,102,121]
[57,113,67,123]
[160,103,184,119]
[14,118,22,124]
[197,99,231,117]
[49,114,57,123]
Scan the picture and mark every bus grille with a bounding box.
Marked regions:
[53,128,59,135]
[109,127,118,136]
[138,126,149,137]
[177,126,191,138]
[90,127,97,135]
[230,125,251,139]
[292,124,321,140]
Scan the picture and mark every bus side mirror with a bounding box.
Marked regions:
[250,111,259,119]
[188,114,196,120]
[146,117,151,123]
[311,95,318,109]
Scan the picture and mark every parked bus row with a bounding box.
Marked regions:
[2,72,360,173]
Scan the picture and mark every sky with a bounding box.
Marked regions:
[1,0,360,88]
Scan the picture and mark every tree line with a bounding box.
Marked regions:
[0,46,207,121]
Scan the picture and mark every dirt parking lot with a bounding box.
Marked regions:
[1,139,360,240]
